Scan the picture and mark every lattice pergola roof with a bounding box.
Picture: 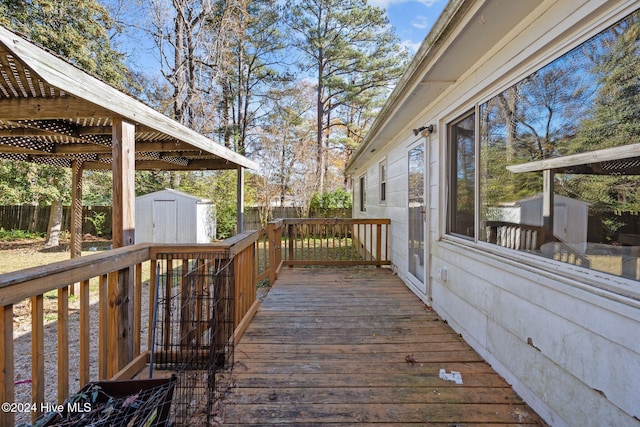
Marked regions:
[506,143,640,176]
[0,26,258,171]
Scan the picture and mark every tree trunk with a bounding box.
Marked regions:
[316,68,325,194]
[44,199,63,247]
[28,204,39,233]
[173,3,185,123]
[222,82,232,148]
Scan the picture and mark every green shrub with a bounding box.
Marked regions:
[310,188,353,210]
[0,228,43,241]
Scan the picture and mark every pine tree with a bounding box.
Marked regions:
[284,0,408,193]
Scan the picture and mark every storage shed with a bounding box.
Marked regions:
[488,194,590,250]
[135,189,216,244]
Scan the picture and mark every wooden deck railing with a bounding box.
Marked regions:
[484,220,556,251]
[256,218,391,284]
[0,231,259,427]
[0,218,390,426]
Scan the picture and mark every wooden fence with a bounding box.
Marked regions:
[0,205,350,237]
[0,205,111,236]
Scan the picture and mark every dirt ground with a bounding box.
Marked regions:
[1,234,112,334]
[0,236,120,426]
[2,236,266,426]
[0,234,112,273]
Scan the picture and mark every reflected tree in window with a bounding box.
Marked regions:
[449,112,475,238]
[569,15,640,153]
[563,15,640,239]
[476,9,640,278]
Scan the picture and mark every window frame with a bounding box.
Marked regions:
[379,160,387,204]
[446,109,477,240]
[359,174,367,212]
[440,6,640,298]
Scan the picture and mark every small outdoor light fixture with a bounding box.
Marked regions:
[413,124,435,136]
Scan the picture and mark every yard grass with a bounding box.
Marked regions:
[0,235,155,349]
[0,235,112,274]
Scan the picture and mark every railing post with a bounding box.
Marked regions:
[276,223,282,272]
[288,223,294,267]
[234,242,256,330]
[376,223,382,267]
[106,268,134,378]
[268,222,277,284]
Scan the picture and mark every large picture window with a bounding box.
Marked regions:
[448,9,640,282]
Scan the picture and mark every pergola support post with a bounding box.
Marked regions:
[108,118,136,376]
[70,160,84,258]
[69,160,83,295]
[237,166,245,234]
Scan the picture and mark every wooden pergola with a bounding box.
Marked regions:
[0,25,259,254]
[0,26,258,372]
[507,143,640,233]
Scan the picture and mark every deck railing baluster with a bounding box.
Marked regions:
[0,221,387,425]
[98,274,108,380]
[57,286,69,403]
[79,279,90,387]
[272,218,389,267]
[134,263,142,357]
[0,304,13,427]
[31,294,44,422]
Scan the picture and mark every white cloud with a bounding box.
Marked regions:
[401,39,422,53]
[412,15,429,30]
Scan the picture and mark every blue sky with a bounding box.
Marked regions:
[372,0,447,52]
[107,0,447,73]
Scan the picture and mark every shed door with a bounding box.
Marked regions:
[153,200,177,243]
[408,142,428,295]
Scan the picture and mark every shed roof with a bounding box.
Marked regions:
[135,188,211,203]
[0,26,259,172]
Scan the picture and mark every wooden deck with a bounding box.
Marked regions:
[221,268,545,425]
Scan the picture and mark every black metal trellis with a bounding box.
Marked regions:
[151,252,235,425]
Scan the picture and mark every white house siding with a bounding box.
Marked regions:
[432,242,640,426]
[351,0,640,425]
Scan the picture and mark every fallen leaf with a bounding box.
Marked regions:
[405,354,416,364]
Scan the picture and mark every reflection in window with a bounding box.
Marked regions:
[478,10,640,281]
[359,175,366,212]
[448,112,476,238]
[380,161,387,203]
[408,145,425,282]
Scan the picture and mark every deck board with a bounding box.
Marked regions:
[221,268,545,425]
